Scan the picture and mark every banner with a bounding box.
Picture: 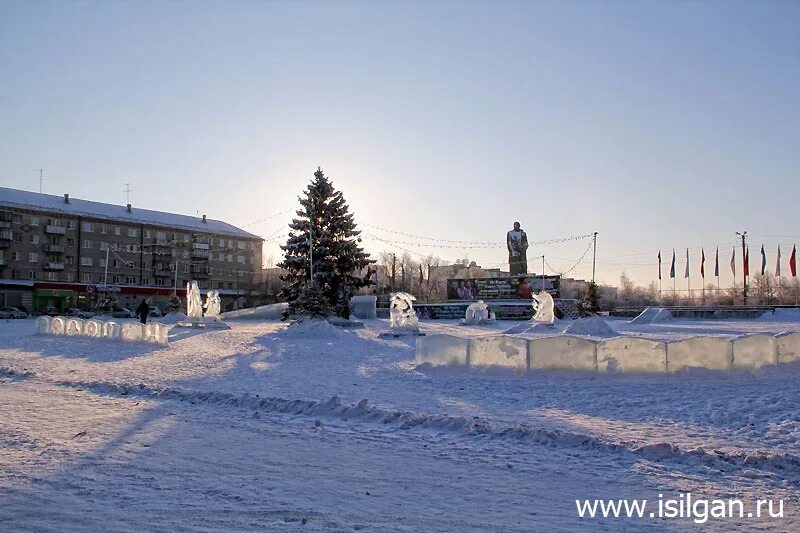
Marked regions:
[447,275,561,301]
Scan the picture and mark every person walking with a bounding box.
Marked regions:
[136,298,150,324]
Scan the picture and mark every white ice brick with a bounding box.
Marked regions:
[103,321,121,340]
[666,337,732,372]
[50,317,66,335]
[732,334,777,370]
[82,319,104,338]
[65,318,84,336]
[144,323,169,345]
[776,332,800,365]
[121,322,145,342]
[597,337,667,373]
[468,336,527,371]
[529,336,598,372]
[416,334,468,367]
[35,316,52,334]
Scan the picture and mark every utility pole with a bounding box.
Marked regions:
[736,231,747,305]
[591,232,598,284]
[391,253,396,291]
[35,169,43,193]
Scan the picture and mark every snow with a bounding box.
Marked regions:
[563,316,618,337]
[631,307,674,324]
[1,315,800,530]
[281,318,346,337]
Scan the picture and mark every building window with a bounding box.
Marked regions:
[82,273,92,283]
[127,227,138,237]
[81,257,93,266]
[82,222,94,232]
[63,272,73,282]
[183,234,190,242]
[218,238,224,247]
[155,278,164,286]
[30,216,39,226]
[12,214,22,223]
[10,269,19,279]
[11,251,20,261]
[114,226,121,236]
[143,229,151,239]
[66,220,75,230]
[112,275,121,284]
[83,239,93,249]
[30,271,37,280]
[31,234,39,245]
[237,255,245,264]
[113,260,119,268]
[29,252,38,262]
[126,276,137,284]
[45,272,58,281]
[141,278,150,285]
[66,238,74,247]
[99,258,107,268]
[228,239,234,248]
[156,231,166,241]
[182,265,189,274]
[227,254,233,263]
[100,241,108,251]
[65,256,74,265]
[100,224,107,234]
[238,241,246,249]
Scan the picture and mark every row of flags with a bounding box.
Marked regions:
[658,245,798,280]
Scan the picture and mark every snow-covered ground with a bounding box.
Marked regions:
[1,315,799,531]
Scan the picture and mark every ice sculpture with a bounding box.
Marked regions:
[532,291,555,324]
[83,319,104,338]
[65,318,84,336]
[50,317,66,335]
[121,322,144,342]
[144,323,169,345]
[463,300,493,325]
[187,281,203,320]
[204,290,221,319]
[103,321,121,340]
[35,316,52,334]
[389,292,419,333]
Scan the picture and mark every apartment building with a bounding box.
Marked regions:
[0,187,263,313]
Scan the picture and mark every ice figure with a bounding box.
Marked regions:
[186,281,203,320]
[144,323,169,345]
[389,292,419,333]
[532,291,555,324]
[121,322,144,342]
[103,321,121,340]
[50,317,66,335]
[464,300,493,325]
[65,318,84,336]
[204,290,221,319]
[83,319,104,338]
[35,316,52,334]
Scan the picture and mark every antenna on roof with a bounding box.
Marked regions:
[123,183,133,204]
[35,169,43,193]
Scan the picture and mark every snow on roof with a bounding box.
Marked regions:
[0,187,261,240]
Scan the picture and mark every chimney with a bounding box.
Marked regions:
[202,214,207,223]
[64,194,69,204]
[126,203,132,213]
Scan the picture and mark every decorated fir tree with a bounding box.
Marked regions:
[577,281,601,317]
[285,283,332,319]
[278,167,374,318]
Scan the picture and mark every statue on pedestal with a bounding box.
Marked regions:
[507,221,529,275]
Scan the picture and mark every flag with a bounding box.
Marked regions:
[744,248,749,277]
[657,250,662,280]
[714,246,719,277]
[419,264,424,285]
[684,248,689,278]
[700,248,705,278]
[790,245,797,277]
[669,249,676,278]
[760,245,766,275]
[776,246,781,277]
[730,247,736,276]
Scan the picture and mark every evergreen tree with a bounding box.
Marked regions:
[278,167,374,318]
[577,282,600,317]
[285,283,332,319]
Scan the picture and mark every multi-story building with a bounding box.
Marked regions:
[0,187,263,313]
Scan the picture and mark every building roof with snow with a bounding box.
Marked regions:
[0,187,262,240]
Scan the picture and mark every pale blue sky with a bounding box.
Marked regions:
[1,0,798,287]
